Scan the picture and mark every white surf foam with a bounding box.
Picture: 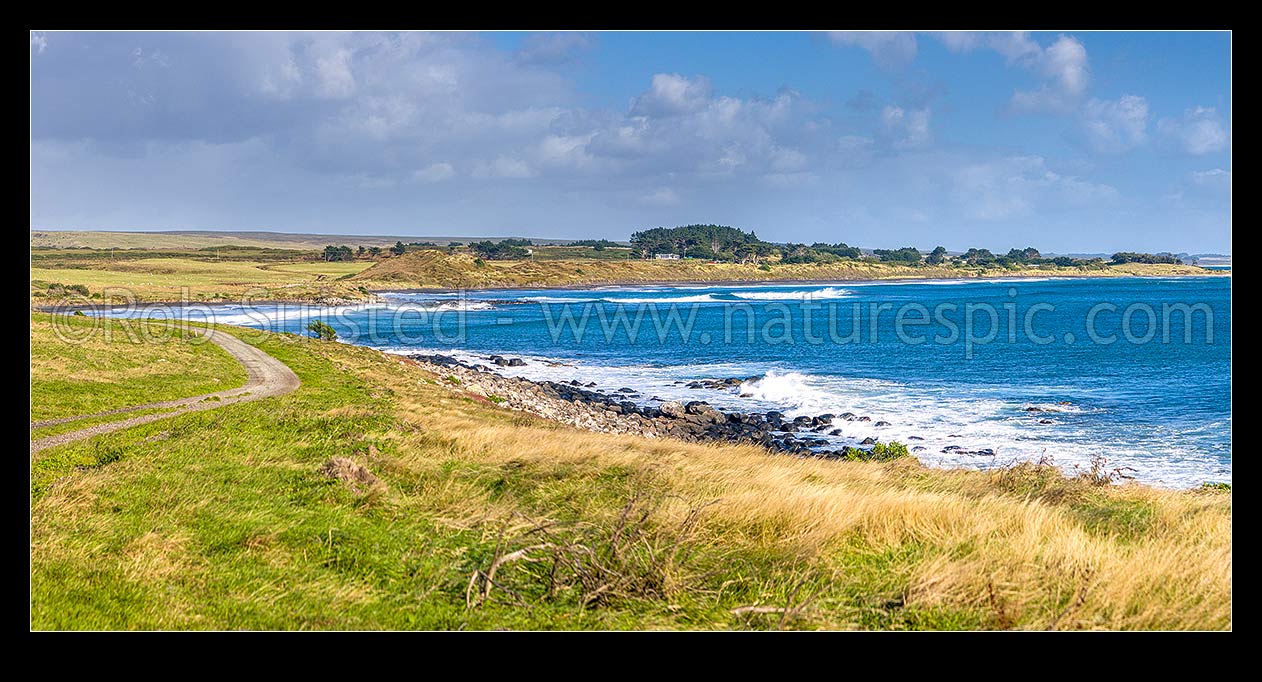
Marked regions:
[730,287,852,301]
[604,294,726,304]
[378,348,1226,487]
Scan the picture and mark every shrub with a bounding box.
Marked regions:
[842,441,909,462]
[1073,454,1136,486]
[306,320,338,341]
[470,241,530,260]
[464,487,718,611]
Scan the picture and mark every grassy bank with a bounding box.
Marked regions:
[31,252,374,304]
[353,251,1219,290]
[30,319,1231,630]
[30,313,247,421]
[32,230,417,251]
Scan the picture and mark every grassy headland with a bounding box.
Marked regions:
[32,247,375,304]
[30,317,1231,630]
[352,250,1217,290]
[30,313,247,421]
[31,227,1223,306]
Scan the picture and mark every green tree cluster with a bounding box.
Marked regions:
[470,240,531,260]
[322,245,355,262]
[1111,252,1182,265]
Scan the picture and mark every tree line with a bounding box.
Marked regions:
[1110,252,1182,265]
[322,226,1188,269]
[627,224,1112,268]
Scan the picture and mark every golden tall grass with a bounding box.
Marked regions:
[375,352,1231,630]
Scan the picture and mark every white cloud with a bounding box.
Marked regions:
[472,156,536,179]
[881,105,930,149]
[514,32,594,65]
[412,162,455,183]
[762,171,818,188]
[639,187,680,206]
[826,31,917,69]
[1008,35,1090,113]
[1038,36,1089,93]
[1158,106,1228,155]
[1191,168,1230,184]
[1081,95,1149,153]
[536,133,596,170]
[30,32,47,54]
[631,73,712,117]
[952,155,1117,220]
[1191,169,1231,189]
[935,31,1041,63]
[260,53,303,99]
[839,32,1090,116]
[315,48,356,99]
[131,47,171,69]
[769,146,808,172]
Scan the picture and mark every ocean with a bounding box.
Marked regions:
[97,276,1232,487]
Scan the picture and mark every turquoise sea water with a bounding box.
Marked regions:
[98,276,1231,487]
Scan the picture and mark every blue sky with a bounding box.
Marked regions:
[29,31,1231,253]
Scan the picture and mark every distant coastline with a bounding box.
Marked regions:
[369,269,1229,296]
[352,254,1227,297]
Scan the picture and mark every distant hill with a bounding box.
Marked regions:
[30,230,582,251]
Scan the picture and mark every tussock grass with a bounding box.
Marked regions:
[30,325,1231,630]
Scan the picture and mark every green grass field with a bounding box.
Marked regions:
[30,313,247,421]
[30,319,1232,630]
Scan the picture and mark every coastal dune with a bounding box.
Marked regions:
[351,251,1217,290]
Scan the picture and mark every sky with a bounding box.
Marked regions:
[29,31,1231,253]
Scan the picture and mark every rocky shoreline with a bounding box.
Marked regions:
[403,353,911,462]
